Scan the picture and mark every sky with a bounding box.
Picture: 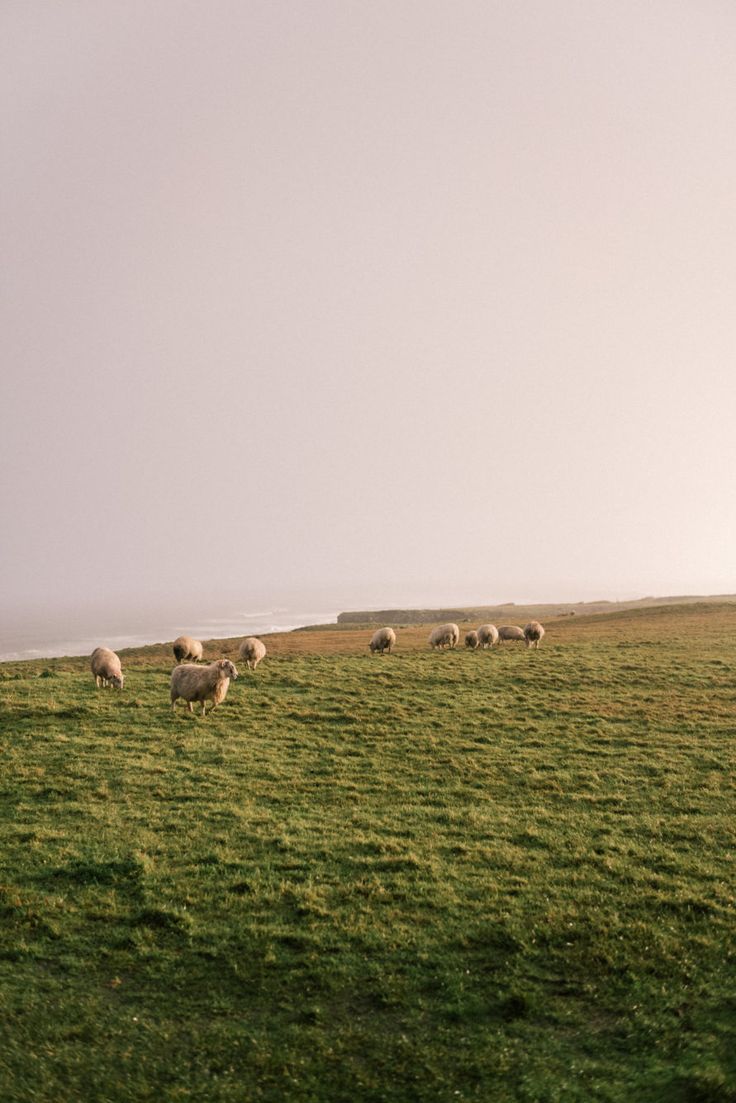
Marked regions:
[2,0,736,629]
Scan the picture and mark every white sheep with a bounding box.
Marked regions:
[464,630,480,650]
[238,637,267,670]
[91,647,124,689]
[173,635,203,663]
[477,624,499,648]
[524,621,545,649]
[497,625,526,644]
[369,627,396,654]
[429,623,460,649]
[170,659,238,716]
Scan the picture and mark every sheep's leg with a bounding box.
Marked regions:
[188,701,194,714]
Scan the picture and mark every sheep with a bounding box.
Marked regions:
[91,647,124,689]
[524,621,545,649]
[238,637,267,670]
[173,635,203,663]
[170,659,238,716]
[429,623,460,649]
[477,624,499,648]
[497,625,526,644]
[369,627,396,654]
[465,630,479,650]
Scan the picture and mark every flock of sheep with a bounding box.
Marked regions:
[90,620,545,717]
[90,636,267,717]
[371,621,545,653]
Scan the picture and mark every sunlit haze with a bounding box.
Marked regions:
[3,1,735,650]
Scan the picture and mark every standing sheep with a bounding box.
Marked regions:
[170,659,238,716]
[369,627,396,654]
[497,625,526,644]
[465,630,479,650]
[173,635,203,663]
[239,637,267,670]
[91,647,124,689]
[429,623,460,650]
[524,621,545,649]
[477,624,499,648]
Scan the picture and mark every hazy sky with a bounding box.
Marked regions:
[3,0,736,622]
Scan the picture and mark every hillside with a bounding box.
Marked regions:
[336,592,736,626]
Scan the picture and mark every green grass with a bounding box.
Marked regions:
[1,606,735,1101]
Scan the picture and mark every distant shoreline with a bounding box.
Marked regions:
[0,610,339,664]
[4,591,736,664]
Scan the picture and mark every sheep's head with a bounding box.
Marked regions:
[218,659,238,680]
[111,673,124,689]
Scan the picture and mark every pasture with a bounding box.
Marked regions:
[1,604,735,1102]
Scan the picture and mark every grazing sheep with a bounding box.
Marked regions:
[369,627,396,654]
[497,625,526,644]
[238,637,267,670]
[477,624,499,649]
[524,621,545,649]
[173,635,203,663]
[170,659,238,716]
[465,630,479,650]
[429,623,460,650]
[91,647,124,689]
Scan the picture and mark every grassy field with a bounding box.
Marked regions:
[1,604,735,1102]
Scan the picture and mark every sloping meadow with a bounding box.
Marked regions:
[1,605,735,1101]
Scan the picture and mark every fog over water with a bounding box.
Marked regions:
[0,605,339,663]
[3,2,736,658]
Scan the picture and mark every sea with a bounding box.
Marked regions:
[0,608,339,664]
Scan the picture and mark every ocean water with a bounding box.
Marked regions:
[0,609,338,663]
